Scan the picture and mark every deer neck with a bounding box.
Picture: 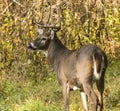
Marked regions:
[47,36,68,69]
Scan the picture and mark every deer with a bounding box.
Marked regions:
[28,3,107,111]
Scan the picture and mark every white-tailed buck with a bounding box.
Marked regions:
[28,5,107,111]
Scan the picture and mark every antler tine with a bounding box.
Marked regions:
[35,0,53,28]
[45,0,51,25]
[39,0,44,23]
[45,0,61,31]
[35,0,61,31]
[56,0,61,30]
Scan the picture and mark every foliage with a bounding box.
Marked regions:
[0,0,120,111]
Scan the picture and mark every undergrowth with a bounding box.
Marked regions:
[0,58,120,111]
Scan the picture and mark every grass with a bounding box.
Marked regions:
[0,58,120,111]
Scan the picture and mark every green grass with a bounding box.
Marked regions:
[104,58,120,111]
[0,58,120,111]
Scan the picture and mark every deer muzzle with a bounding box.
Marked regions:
[28,43,37,50]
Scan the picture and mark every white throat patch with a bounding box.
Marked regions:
[44,51,48,57]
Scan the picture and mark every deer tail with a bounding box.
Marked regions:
[93,52,104,80]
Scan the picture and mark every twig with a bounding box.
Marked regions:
[2,2,14,15]
[13,0,25,7]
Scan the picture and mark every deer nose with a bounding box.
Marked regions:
[27,43,34,49]
[27,43,37,50]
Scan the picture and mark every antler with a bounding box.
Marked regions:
[39,0,44,23]
[35,0,61,31]
[55,0,61,31]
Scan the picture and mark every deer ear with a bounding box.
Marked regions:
[50,30,54,39]
[38,28,43,35]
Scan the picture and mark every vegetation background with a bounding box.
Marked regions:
[0,0,120,111]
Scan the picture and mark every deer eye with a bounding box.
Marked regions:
[41,38,47,44]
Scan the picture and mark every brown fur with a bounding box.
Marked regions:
[28,29,107,111]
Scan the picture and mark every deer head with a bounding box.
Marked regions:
[28,28,57,50]
[28,3,61,51]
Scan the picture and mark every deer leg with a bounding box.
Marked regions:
[62,82,70,111]
[80,91,89,111]
[83,81,98,111]
[96,74,105,111]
